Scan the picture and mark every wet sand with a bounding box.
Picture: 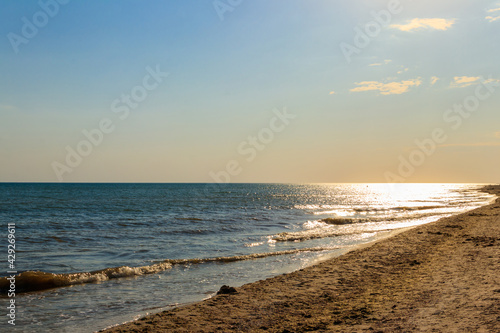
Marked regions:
[104,185,500,332]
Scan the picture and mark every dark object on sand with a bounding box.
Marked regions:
[217,285,237,295]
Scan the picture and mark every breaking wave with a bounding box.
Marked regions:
[0,247,335,294]
[0,262,173,294]
[162,247,334,265]
[295,204,451,216]
[272,228,378,242]
[271,214,450,242]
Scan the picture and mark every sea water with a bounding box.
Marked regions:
[0,183,495,332]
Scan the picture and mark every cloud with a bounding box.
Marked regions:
[485,78,500,85]
[430,76,439,85]
[486,7,500,22]
[350,79,422,95]
[369,59,392,67]
[450,76,480,88]
[391,18,456,31]
[329,91,336,95]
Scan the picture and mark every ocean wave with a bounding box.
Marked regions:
[0,262,173,294]
[163,247,335,265]
[306,212,446,228]
[162,229,214,235]
[304,204,450,216]
[272,215,443,242]
[389,205,446,211]
[272,228,373,242]
[0,248,335,294]
[294,204,339,210]
[320,217,368,225]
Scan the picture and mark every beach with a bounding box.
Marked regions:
[104,184,500,332]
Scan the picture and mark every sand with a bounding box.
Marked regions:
[103,185,500,332]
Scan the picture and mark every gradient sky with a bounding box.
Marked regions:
[1,0,499,183]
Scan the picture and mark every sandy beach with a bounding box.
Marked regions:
[103,184,500,333]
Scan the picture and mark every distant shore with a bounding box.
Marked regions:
[103,184,500,332]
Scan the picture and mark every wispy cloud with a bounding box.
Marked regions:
[448,76,500,89]
[350,79,422,95]
[391,18,456,32]
[430,76,439,85]
[450,76,480,88]
[486,7,500,22]
[329,91,336,95]
[397,68,409,74]
[369,59,392,67]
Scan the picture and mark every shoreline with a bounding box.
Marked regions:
[103,184,500,332]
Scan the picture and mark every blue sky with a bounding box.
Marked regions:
[1,0,499,183]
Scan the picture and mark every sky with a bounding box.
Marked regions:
[0,0,499,183]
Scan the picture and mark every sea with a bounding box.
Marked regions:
[0,183,496,332]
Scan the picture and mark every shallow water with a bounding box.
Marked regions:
[0,183,495,332]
